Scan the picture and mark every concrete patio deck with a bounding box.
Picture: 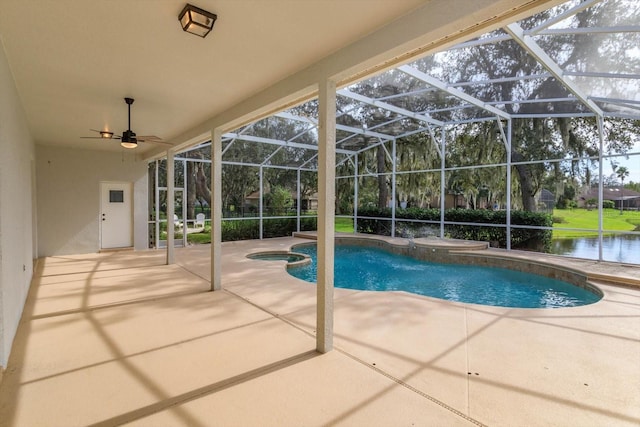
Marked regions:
[1,237,639,426]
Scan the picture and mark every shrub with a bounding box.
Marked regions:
[218,217,318,241]
[356,207,393,235]
[222,219,259,241]
[357,206,552,252]
[602,200,615,209]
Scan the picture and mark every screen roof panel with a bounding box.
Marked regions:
[182,0,639,170]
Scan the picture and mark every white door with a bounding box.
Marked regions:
[100,182,133,249]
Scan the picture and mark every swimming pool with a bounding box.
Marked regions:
[287,244,601,308]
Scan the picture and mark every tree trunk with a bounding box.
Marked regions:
[511,151,537,211]
[195,163,211,207]
[186,161,196,220]
[377,145,388,208]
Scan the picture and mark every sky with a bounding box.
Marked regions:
[604,145,640,184]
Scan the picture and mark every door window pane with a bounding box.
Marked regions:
[109,190,124,203]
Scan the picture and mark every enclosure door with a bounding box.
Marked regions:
[100,182,133,249]
[157,188,186,247]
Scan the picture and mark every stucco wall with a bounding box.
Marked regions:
[36,146,148,256]
[0,40,36,368]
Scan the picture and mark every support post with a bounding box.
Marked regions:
[211,128,222,291]
[259,166,264,239]
[182,159,188,247]
[354,153,359,234]
[297,168,301,232]
[597,116,605,261]
[317,78,336,353]
[440,127,445,239]
[167,150,175,264]
[391,138,397,237]
[506,119,512,251]
[155,160,160,249]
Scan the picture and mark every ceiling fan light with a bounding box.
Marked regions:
[100,131,114,139]
[179,4,217,38]
[120,141,138,149]
[120,129,137,149]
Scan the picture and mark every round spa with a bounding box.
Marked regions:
[246,251,308,264]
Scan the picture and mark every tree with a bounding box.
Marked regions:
[266,186,293,216]
[395,132,441,208]
[406,2,640,211]
[614,165,630,214]
[181,146,212,220]
[626,181,640,193]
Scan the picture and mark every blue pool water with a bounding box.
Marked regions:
[288,245,601,308]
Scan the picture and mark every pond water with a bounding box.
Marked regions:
[551,234,640,264]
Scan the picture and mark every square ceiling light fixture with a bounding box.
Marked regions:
[179,4,217,38]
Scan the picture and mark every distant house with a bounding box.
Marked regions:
[445,192,468,209]
[579,187,640,209]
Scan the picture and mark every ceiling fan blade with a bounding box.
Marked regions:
[81,136,123,141]
[140,139,172,146]
[86,128,122,139]
[135,135,171,145]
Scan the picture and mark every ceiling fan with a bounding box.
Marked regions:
[82,97,170,149]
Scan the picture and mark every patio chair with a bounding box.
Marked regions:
[195,213,206,229]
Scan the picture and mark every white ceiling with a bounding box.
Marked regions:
[0,0,428,153]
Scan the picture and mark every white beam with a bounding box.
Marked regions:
[451,73,551,87]
[532,25,640,36]
[506,119,512,250]
[504,23,605,116]
[450,34,511,50]
[564,70,640,80]
[528,0,601,34]
[276,111,395,142]
[262,145,284,166]
[222,159,316,172]
[300,153,319,169]
[211,129,222,291]
[166,149,175,265]
[439,127,446,239]
[399,64,512,120]
[335,123,395,142]
[317,79,336,354]
[597,116,605,261]
[511,113,597,119]
[602,112,640,120]
[222,132,355,155]
[337,88,444,126]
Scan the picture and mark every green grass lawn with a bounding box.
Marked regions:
[175,210,638,244]
[187,231,211,244]
[335,217,355,233]
[552,208,640,238]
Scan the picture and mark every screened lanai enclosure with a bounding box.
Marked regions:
[149,0,640,264]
